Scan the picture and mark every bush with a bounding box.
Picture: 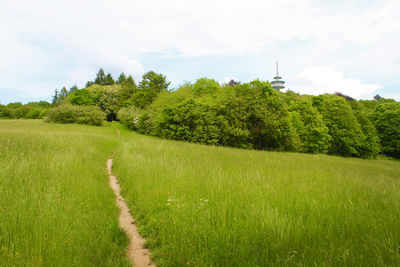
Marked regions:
[0,105,12,119]
[47,105,105,126]
[117,107,140,130]
[373,102,400,158]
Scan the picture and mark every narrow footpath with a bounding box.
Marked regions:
[107,159,155,267]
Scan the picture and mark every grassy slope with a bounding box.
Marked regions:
[0,120,130,266]
[1,120,399,266]
[113,128,400,266]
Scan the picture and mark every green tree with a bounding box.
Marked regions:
[288,99,331,153]
[104,73,115,85]
[69,85,78,93]
[85,81,94,88]
[119,75,137,104]
[314,94,365,157]
[59,87,68,101]
[0,104,12,119]
[52,89,60,104]
[129,71,170,108]
[192,78,220,96]
[157,98,223,145]
[347,101,380,158]
[116,73,127,84]
[98,87,120,121]
[373,102,400,158]
[94,68,106,85]
[69,89,95,106]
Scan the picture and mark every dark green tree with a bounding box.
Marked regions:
[117,73,127,84]
[0,104,12,118]
[69,85,78,93]
[85,81,94,88]
[347,101,380,158]
[373,102,400,158]
[104,73,115,85]
[99,87,120,121]
[52,89,60,104]
[59,86,68,101]
[94,68,106,85]
[289,98,331,153]
[119,75,137,104]
[314,94,365,157]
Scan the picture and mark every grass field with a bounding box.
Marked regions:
[1,120,400,266]
[0,120,130,266]
[114,128,400,266]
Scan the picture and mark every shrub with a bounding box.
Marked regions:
[47,105,105,126]
[117,107,142,130]
[0,105,12,119]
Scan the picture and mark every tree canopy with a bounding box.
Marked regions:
[30,67,400,159]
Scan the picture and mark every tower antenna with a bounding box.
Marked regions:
[271,61,285,91]
[276,61,279,76]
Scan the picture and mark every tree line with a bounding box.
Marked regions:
[2,68,398,159]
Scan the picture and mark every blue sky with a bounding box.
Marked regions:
[1,0,399,104]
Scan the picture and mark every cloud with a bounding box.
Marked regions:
[289,66,382,99]
[0,0,399,102]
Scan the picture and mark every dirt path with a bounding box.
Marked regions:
[107,159,155,267]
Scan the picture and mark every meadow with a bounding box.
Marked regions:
[114,127,400,266]
[0,120,130,266]
[1,120,400,266]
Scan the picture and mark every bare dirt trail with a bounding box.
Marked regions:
[107,159,155,267]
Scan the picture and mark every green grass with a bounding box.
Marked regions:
[0,120,130,266]
[1,120,400,266]
[113,128,400,266]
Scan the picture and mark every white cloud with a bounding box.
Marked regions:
[289,66,382,99]
[0,0,399,102]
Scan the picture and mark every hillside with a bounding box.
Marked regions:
[1,120,399,266]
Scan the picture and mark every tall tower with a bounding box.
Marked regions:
[271,61,285,91]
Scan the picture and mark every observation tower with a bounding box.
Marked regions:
[271,61,285,91]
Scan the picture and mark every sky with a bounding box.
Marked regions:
[1,0,399,104]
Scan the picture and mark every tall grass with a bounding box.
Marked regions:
[113,129,400,266]
[1,120,400,266]
[0,120,130,266]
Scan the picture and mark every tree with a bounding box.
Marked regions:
[52,89,60,104]
[139,71,170,92]
[314,94,365,157]
[347,101,380,158]
[129,71,170,108]
[98,87,120,121]
[85,81,94,88]
[373,102,400,158]
[94,68,106,85]
[104,73,115,85]
[69,89,95,106]
[289,99,331,153]
[69,85,78,93]
[157,98,222,145]
[59,86,68,101]
[119,75,137,104]
[117,73,127,84]
[192,78,220,96]
[0,104,12,119]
